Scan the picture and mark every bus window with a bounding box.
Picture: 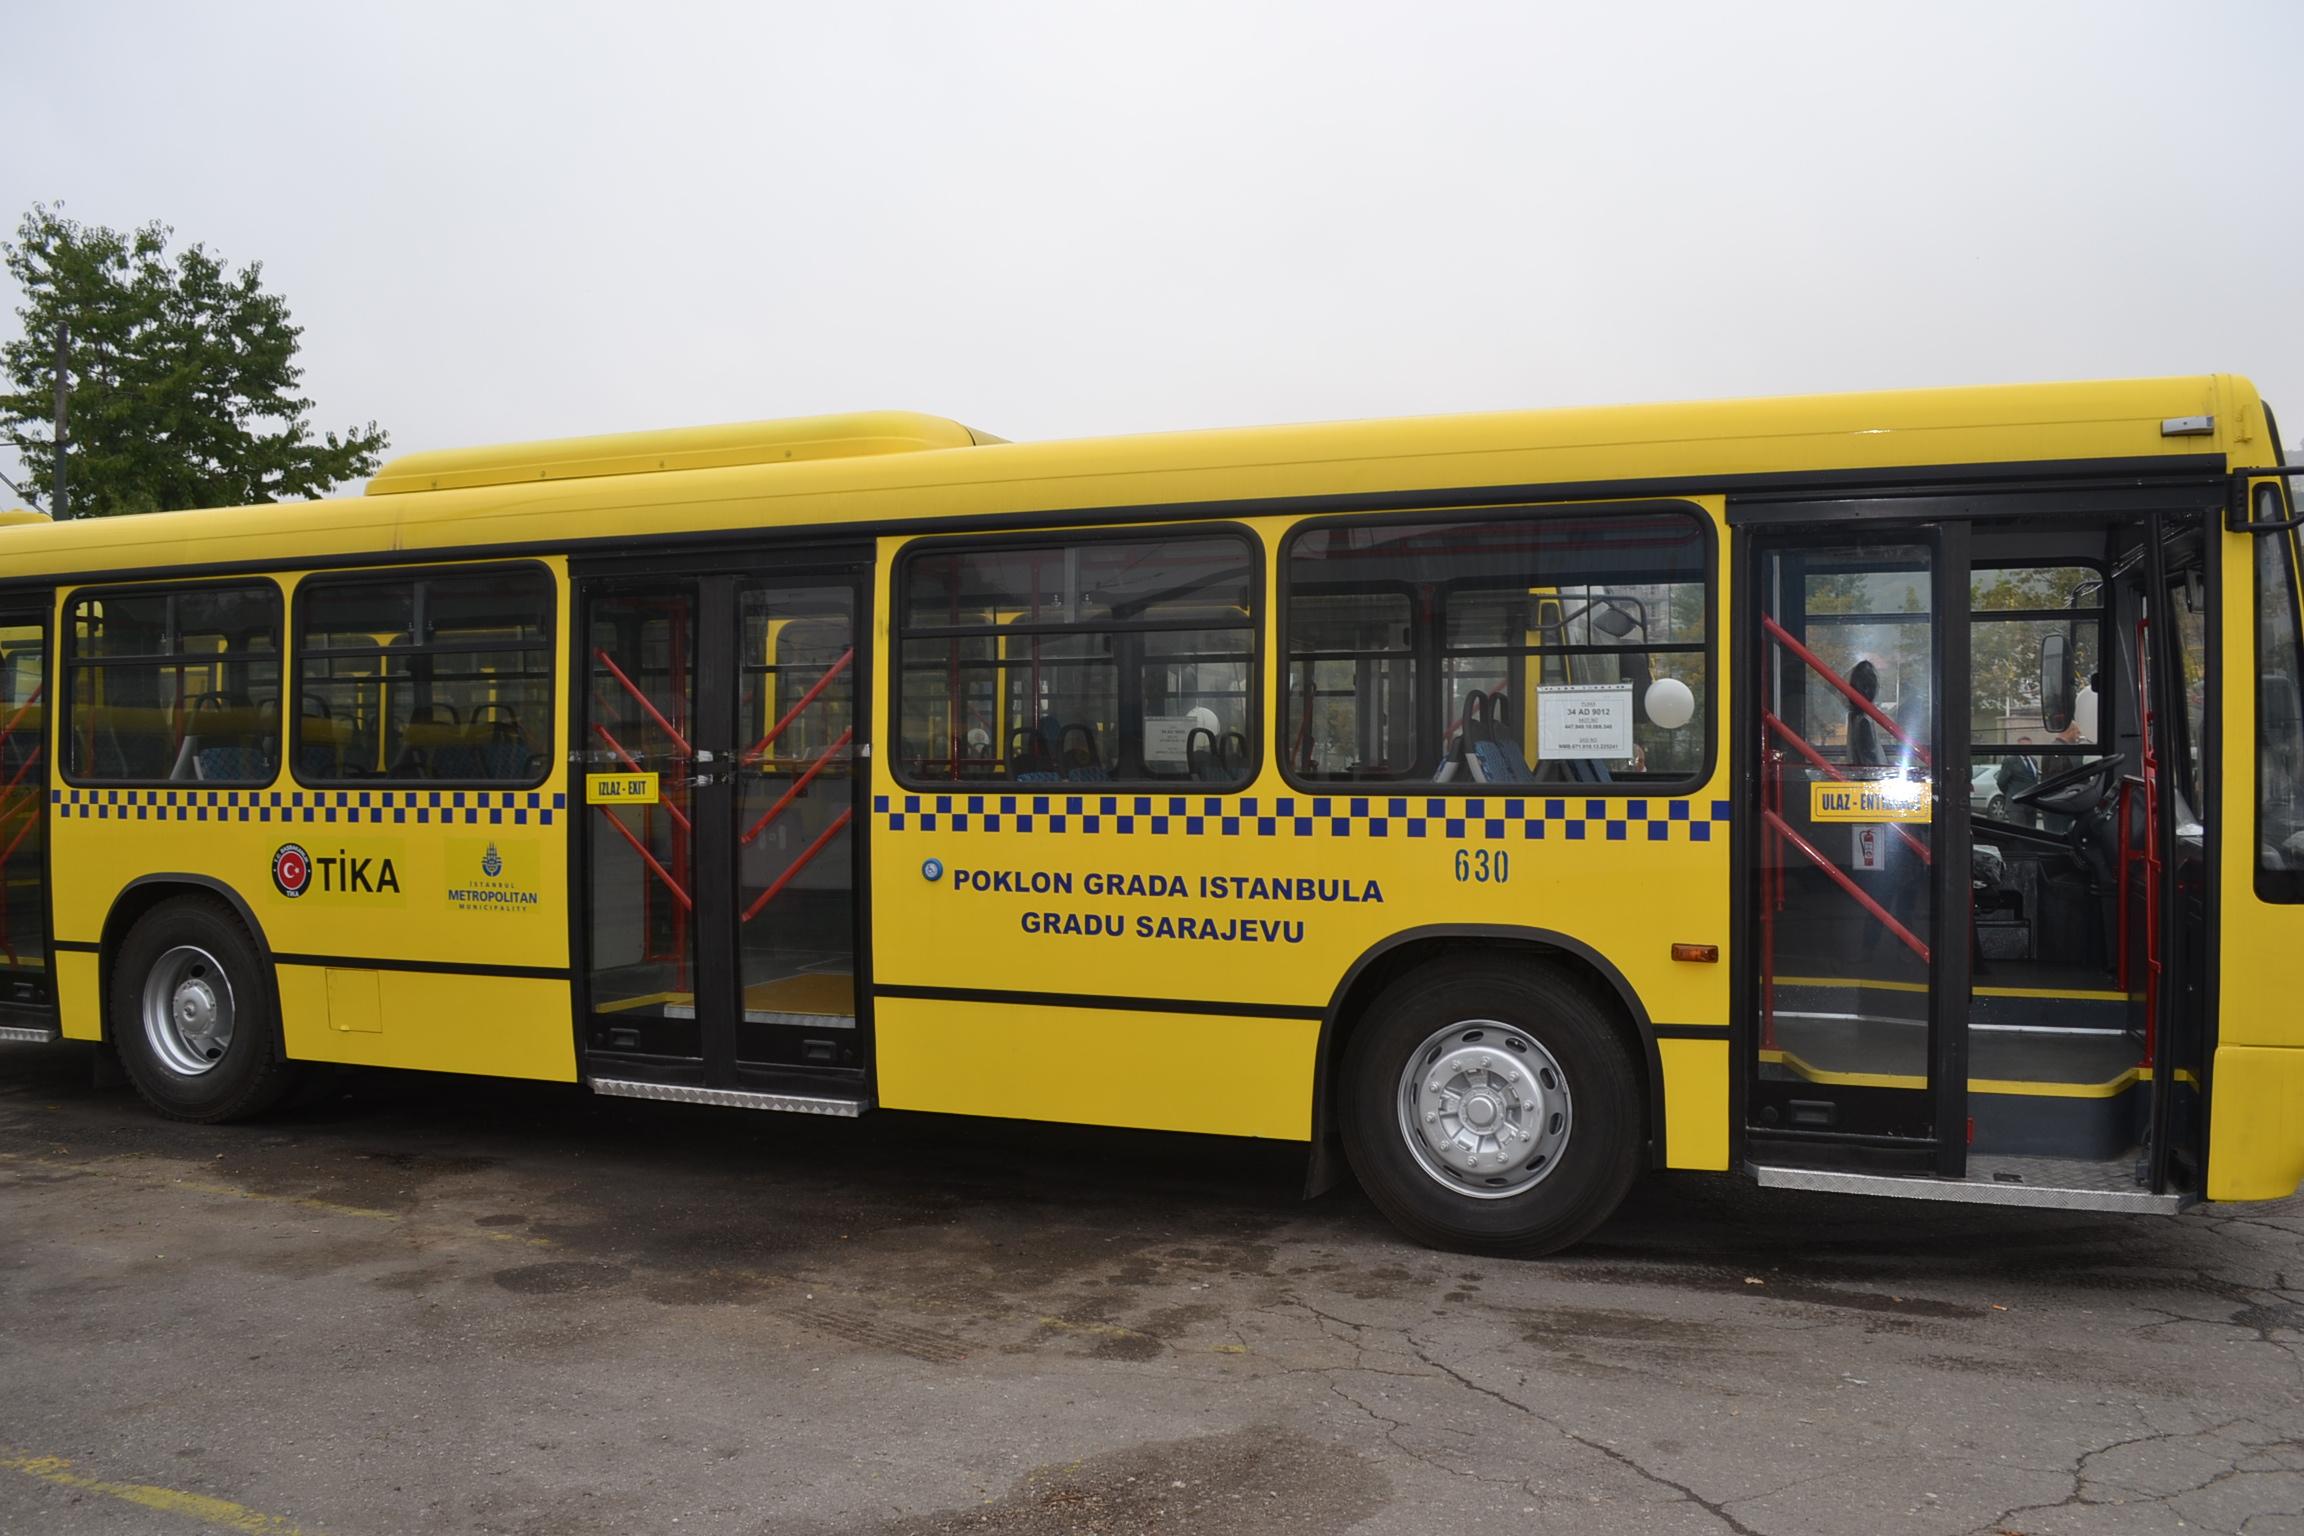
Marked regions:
[295,567,553,784]
[66,583,281,783]
[2260,512,2304,889]
[897,532,1258,786]
[1284,591,1415,778]
[1284,509,1709,787]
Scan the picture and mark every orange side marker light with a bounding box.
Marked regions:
[1671,943,1719,963]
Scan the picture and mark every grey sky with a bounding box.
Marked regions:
[5,0,2301,491]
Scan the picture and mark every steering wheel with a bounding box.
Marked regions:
[2013,754,2123,814]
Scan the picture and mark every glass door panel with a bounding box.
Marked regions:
[582,585,703,1061]
[733,583,860,1069]
[0,603,47,1012]
[1751,541,1947,1145]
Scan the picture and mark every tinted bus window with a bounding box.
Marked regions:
[295,567,554,784]
[1285,509,1709,787]
[66,583,281,783]
[898,532,1257,786]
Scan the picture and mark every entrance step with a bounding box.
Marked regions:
[587,1077,870,1117]
[663,1003,857,1029]
[1750,1151,2183,1213]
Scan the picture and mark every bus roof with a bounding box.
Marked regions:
[0,375,2273,583]
[364,411,1006,496]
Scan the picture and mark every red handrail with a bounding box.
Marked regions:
[741,808,852,924]
[595,805,692,911]
[0,683,42,756]
[740,728,852,846]
[743,649,852,766]
[1762,614,1931,767]
[593,646,691,756]
[1763,808,1930,962]
[0,744,41,805]
[1763,710,1931,867]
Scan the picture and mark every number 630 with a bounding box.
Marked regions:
[1453,848,1509,883]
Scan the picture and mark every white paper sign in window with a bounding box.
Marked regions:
[1536,681,1634,760]
[1142,715,1195,768]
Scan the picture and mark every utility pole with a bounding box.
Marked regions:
[51,322,68,521]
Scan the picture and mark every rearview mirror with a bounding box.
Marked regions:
[2041,632,2076,733]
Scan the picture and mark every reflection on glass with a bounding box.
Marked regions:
[735,585,859,1063]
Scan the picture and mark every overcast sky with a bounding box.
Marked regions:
[4,0,2301,493]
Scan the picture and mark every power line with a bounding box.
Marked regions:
[0,467,43,514]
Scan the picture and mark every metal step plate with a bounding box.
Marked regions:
[0,1024,58,1045]
[661,1004,857,1029]
[1750,1154,2185,1213]
[587,1077,868,1117]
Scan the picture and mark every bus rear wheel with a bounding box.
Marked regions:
[111,896,298,1123]
[1341,961,1641,1256]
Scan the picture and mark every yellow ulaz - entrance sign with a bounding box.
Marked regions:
[1810,778,1933,823]
[586,772,660,806]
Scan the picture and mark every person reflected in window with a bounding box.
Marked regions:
[1847,659,1882,768]
[2057,672,2100,745]
[1997,735,2041,828]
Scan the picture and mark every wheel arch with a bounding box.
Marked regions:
[98,876,278,1045]
[1304,924,1664,1195]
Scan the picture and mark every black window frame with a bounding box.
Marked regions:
[1961,556,2112,766]
[61,578,285,789]
[290,560,558,790]
[1278,499,1718,797]
[890,522,1265,791]
[2255,472,2304,904]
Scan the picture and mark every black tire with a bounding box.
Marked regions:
[1340,960,1641,1256]
[110,896,299,1123]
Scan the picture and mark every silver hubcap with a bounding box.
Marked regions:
[141,945,235,1077]
[1396,1019,1572,1199]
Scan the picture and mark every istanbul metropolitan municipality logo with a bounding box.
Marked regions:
[448,838,537,914]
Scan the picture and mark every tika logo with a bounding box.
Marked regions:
[272,842,401,897]
[481,843,503,878]
[273,843,311,898]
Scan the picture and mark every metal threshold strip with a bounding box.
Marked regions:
[588,1077,868,1117]
[661,1004,856,1029]
[1750,1157,2186,1213]
[0,1024,58,1044]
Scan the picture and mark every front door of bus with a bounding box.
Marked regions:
[0,596,50,1025]
[576,563,866,1099]
[1745,531,1971,1173]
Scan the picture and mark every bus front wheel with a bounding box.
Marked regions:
[111,896,298,1123]
[1341,961,1641,1256]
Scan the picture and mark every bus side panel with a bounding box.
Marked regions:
[2205,1046,2304,1200]
[2208,413,2304,1198]
[875,995,1318,1139]
[48,562,576,1082]
[276,968,578,1081]
[1657,1037,1732,1170]
[56,950,101,1040]
[868,514,1735,1162]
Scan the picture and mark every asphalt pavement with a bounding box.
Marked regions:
[2,1040,2300,1535]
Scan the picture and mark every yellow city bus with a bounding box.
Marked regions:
[0,378,2298,1254]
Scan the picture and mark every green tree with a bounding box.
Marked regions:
[0,204,387,516]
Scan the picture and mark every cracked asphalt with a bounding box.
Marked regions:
[2,1040,2301,1536]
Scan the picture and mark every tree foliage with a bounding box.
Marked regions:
[0,204,387,516]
